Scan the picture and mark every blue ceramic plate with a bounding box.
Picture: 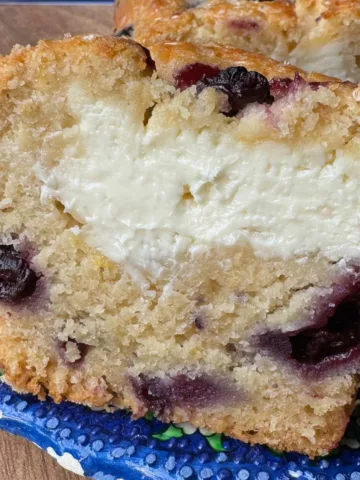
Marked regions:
[1,382,360,479]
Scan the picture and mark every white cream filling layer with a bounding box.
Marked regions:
[290,40,360,83]
[37,85,360,278]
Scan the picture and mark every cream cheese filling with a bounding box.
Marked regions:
[37,85,360,278]
[290,40,360,83]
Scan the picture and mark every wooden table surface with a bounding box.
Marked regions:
[0,6,112,479]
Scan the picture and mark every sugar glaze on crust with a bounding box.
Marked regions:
[1,36,360,457]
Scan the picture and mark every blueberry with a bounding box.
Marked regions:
[257,285,360,372]
[194,314,205,330]
[174,63,221,91]
[0,244,39,302]
[290,300,360,364]
[57,338,90,367]
[196,66,274,116]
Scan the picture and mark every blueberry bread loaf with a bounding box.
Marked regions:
[114,0,360,82]
[1,35,360,456]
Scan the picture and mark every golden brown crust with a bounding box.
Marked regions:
[114,0,360,82]
[114,0,360,40]
[150,41,339,85]
[114,0,296,36]
[114,0,297,48]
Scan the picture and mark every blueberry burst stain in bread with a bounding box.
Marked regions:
[130,374,241,419]
[2,36,360,457]
[114,0,360,82]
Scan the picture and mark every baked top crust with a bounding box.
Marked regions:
[149,40,337,84]
[114,0,297,43]
[114,0,360,81]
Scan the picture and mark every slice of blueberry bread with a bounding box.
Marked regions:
[114,0,360,82]
[1,35,360,456]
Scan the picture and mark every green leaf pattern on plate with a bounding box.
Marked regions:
[151,419,226,452]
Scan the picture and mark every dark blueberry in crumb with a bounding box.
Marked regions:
[194,314,205,330]
[130,374,239,419]
[290,300,360,364]
[0,244,39,302]
[115,25,134,38]
[225,343,237,353]
[196,66,274,116]
[57,338,90,367]
[174,63,220,90]
[142,47,156,71]
[257,284,360,373]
